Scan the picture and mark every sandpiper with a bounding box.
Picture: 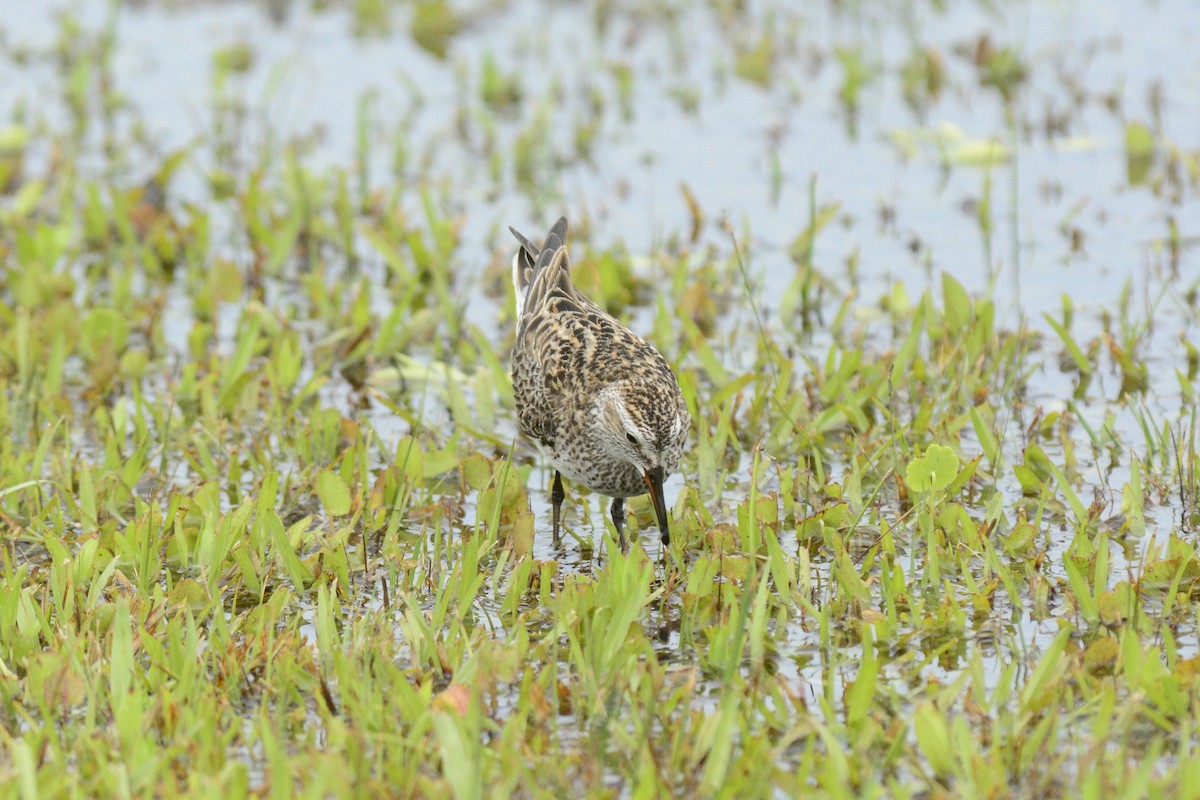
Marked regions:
[509,217,690,552]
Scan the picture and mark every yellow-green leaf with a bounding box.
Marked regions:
[317,470,352,517]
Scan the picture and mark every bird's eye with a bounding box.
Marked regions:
[625,432,638,445]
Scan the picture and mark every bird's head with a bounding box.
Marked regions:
[594,380,690,542]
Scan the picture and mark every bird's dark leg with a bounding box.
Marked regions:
[610,497,627,554]
[551,471,565,542]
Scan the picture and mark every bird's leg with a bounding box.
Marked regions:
[551,471,565,542]
[610,496,627,554]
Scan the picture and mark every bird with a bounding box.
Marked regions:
[509,217,690,553]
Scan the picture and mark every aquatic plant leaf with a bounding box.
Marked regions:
[913,702,954,777]
[411,0,462,59]
[1125,121,1155,185]
[317,471,352,517]
[906,444,959,492]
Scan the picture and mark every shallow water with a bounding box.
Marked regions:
[4,1,1195,317]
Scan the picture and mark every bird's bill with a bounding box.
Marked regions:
[642,466,670,545]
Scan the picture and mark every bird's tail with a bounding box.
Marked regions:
[510,216,568,319]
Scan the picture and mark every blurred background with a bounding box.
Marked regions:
[2,0,1195,327]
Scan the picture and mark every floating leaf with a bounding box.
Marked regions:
[460,453,492,491]
[168,579,210,614]
[906,444,960,492]
[1004,522,1036,554]
[212,41,254,74]
[1097,584,1131,627]
[945,138,1008,166]
[1083,637,1119,675]
[735,32,774,88]
[411,0,462,59]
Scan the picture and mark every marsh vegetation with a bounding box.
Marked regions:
[0,0,1198,796]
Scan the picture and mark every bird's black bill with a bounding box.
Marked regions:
[642,467,670,545]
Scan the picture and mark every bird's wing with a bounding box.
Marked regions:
[510,216,569,317]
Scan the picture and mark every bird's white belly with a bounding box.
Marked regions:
[548,444,645,498]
